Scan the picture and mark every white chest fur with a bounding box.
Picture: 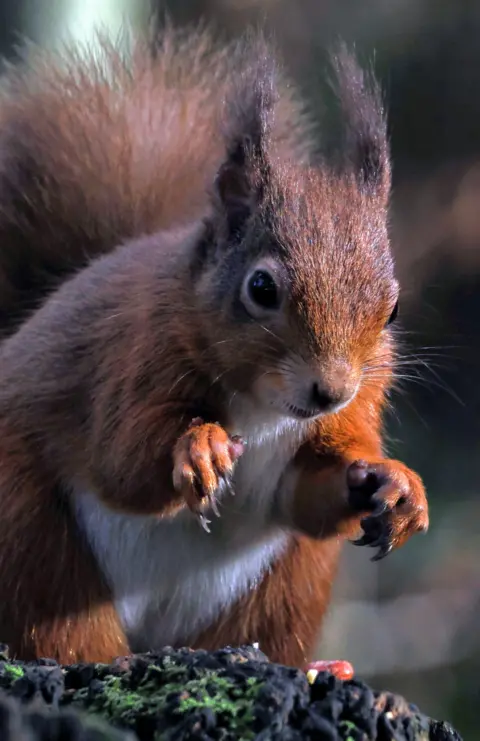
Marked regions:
[73,411,306,651]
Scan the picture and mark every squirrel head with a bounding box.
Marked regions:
[193,44,398,421]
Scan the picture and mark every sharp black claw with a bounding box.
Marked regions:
[371,543,393,562]
[365,534,386,550]
[352,535,371,546]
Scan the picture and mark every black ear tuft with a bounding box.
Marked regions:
[330,43,390,200]
[213,35,278,240]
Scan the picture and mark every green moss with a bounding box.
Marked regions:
[69,661,264,739]
[339,719,358,740]
[3,664,24,679]
[0,649,463,740]
[175,673,261,737]
[72,675,148,721]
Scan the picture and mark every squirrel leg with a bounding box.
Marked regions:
[90,413,244,523]
[346,458,428,560]
[289,449,428,561]
[289,389,429,560]
[172,417,245,530]
[0,428,129,663]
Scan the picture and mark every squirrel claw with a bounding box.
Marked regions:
[173,420,244,525]
[371,542,393,562]
[221,474,236,497]
[197,513,211,533]
[347,458,428,559]
[209,495,221,518]
[352,534,370,547]
[352,529,392,561]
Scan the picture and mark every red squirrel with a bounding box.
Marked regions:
[0,27,428,669]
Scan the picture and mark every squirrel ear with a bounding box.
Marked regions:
[213,41,277,239]
[214,138,261,239]
[330,44,391,202]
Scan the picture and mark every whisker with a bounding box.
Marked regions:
[167,367,196,396]
[228,390,239,409]
[252,321,286,349]
[372,373,464,406]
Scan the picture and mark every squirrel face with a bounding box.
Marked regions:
[193,48,398,422]
[196,165,398,422]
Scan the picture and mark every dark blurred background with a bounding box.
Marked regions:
[1,0,479,737]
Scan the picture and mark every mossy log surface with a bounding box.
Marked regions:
[0,644,462,741]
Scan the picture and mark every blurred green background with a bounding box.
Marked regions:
[1,0,479,737]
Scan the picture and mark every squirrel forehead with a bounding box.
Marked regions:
[263,167,394,286]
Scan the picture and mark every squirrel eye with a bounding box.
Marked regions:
[387,300,399,326]
[247,270,279,310]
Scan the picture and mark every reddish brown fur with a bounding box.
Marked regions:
[0,423,128,662]
[191,384,404,664]
[0,27,310,335]
[193,536,343,667]
[0,27,428,665]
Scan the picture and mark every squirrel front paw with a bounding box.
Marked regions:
[347,459,428,561]
[173,418,244,531]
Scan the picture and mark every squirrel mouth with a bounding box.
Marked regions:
[285,403,319,420]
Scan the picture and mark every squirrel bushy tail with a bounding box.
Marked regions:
[0,25,312,337]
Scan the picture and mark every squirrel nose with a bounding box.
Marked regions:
[310,382,344,412]
[309,362,358,413]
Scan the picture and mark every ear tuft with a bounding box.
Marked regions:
[213,34,278,239]
[330,43,390,200]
